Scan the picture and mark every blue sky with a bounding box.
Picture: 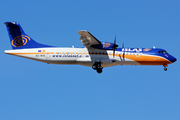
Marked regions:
[0,0,180,120]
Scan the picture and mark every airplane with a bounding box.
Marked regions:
[4,21,177,73]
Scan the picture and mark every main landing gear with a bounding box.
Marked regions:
[163,64,168,71]
[92,62,103,74]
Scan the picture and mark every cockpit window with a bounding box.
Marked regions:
[158,50,169,54]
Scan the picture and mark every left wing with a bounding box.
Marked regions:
[78,31,102,48]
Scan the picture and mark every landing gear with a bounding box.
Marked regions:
[163,64,168,71]
[92,64,98,70]
[97,68,102,73]
[164,67,167,71]
[92,62,103,74]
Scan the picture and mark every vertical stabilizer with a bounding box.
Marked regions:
[4,21,53,49]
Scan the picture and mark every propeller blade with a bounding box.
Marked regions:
[114,36,119,48]
[114,35,116,45]
[113,35,119,58]
[119,54,122,61]
[123,51,125,61]
[122,42,125,61]
[113,49,115,58]
[113,35,116,57]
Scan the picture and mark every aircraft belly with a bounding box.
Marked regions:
[5,53,78,65]
[116,58,141,65]
[76,57,93,67]
[48,60,77,65]
[117,61,140,65]
[75,56,141,67]
[9,54,50,64]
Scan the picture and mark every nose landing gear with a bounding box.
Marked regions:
[163,64,168,71]
[92,62,103,73]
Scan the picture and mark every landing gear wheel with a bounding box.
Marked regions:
[92,64,98,70]
[164,67,167,71]
[92,62,103,73]
[97,68,102,74]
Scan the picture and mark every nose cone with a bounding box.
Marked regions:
[170,56,177,63]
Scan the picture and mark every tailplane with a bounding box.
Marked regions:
[4,21,53,49]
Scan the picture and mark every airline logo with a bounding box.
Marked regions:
[122,48,142,52]
[143,48,152,51]
[103,43,111,48]
[11,35,31,47]
[122,48,152,52]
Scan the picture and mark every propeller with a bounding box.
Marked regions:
[118,42,125,61]
[113,35,119,57]
[112,36,125,61]
[119,53,122,61]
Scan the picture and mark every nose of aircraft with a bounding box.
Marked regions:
[170,56,177,63]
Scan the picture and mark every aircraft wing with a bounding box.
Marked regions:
[78,31,102,48]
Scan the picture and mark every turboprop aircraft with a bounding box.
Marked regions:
[4,21,177,73]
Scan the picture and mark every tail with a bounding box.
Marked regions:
[4,21,53,49]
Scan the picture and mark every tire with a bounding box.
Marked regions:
[97,68,102,73]
[92,64,97,70]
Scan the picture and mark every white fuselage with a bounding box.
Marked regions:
[4,22,176,73]
[5,47,140,67]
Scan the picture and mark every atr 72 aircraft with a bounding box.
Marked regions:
[4,22,177,73]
